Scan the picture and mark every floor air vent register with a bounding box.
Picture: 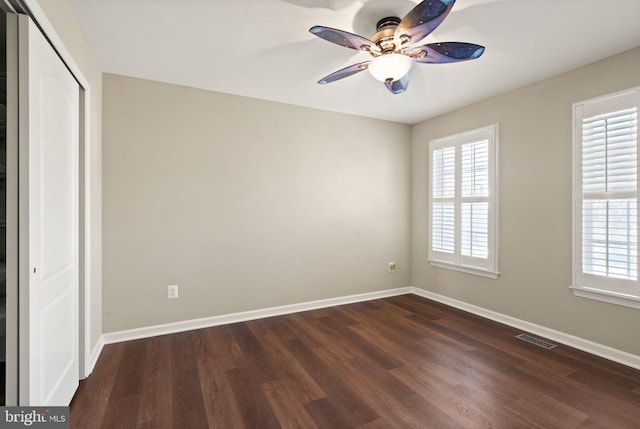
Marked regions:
[515,333,558,350]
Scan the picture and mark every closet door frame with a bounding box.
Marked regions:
[5,9,19,406]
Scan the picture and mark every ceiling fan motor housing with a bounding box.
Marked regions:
[372,16,401,54]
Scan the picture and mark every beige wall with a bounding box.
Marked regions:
[35,0,103,358]
[412,47,640,355]
[102,74,411,332]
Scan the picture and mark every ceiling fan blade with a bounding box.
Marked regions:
[309,26,377,52]
[384,74,410,94]
[318,61,371,84]
[410,42,485,63]
[395,0,456,45]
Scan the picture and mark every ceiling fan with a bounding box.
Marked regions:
[309,0,485,94]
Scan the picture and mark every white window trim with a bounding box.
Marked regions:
[429,260,499,279]
[428,123,500,278]
[572,86,640,309]
[570,286,640,310]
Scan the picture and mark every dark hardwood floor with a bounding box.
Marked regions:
[70,295,640,428]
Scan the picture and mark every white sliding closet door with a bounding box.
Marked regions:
[18,14,80,406]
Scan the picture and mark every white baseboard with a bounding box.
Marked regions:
[103,287,413,345]
[410,287,640,371]
[84,335,104,378]
[99,285,640,372]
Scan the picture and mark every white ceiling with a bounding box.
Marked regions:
[67,0,640,125]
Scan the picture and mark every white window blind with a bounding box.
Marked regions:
[429,124,498,277]
[461,202,489,258]
[573,87,640,308]
[432,146,455,253]
[582,108,638,280]
[461,141,489,259]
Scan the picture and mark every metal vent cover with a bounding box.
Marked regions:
[515,333,558,350]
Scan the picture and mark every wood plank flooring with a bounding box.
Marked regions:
[70,295,640,428]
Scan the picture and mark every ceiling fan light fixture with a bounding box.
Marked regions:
[368,53,413,83]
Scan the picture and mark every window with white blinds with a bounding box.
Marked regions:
[429,124,498,277]
[573,87,640,308]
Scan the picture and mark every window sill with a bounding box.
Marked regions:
[429,260,499,279]
[570,286,640,309]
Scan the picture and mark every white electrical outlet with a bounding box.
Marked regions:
[168,284,179,299]
[388,262,397,273]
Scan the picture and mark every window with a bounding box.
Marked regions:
[572,87,640,309]
[429,124,498,278]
